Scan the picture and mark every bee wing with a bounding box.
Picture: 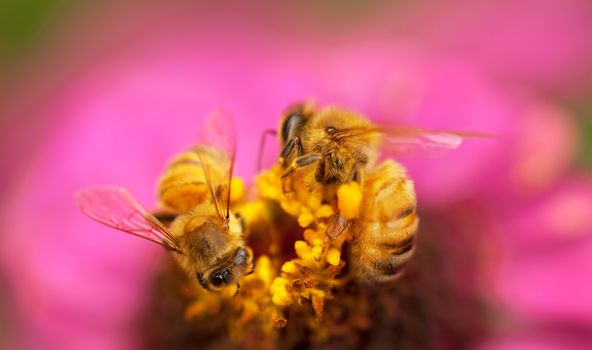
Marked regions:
[193,108,237,221]
[375,124,493,157]
[75,186,182,252]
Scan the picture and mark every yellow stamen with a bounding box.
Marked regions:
[281,261,299,274]
[337,182,363,219]
[230,177,246,203]
[326,248,341,266]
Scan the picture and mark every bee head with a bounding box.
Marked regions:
[196,247,254,291]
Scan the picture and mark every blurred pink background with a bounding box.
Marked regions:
[1,1,591,349]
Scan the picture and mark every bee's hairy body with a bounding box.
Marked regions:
[352,160,417,283]
[279,103,417,284]
[158,147,227,213]
[157,147,252,291]
[279,103,381,192]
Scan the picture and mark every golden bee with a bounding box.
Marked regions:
[75,110,253,291]
[278,101,381,190]
[277,102,483,283]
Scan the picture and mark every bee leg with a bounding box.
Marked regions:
[281,154,321,179]
[295,138,304,156]
[347,166,364,184]
[319,214,350,260]
[279,137,304,166]
[326,213,348,240]
[281,177,293,195]
[281,154,320,194]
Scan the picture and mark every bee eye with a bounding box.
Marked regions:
[211,268,230,287]
[281,113,304,143]
[233,247,248,265]
[325,126,338,135]
[212,274,224,286]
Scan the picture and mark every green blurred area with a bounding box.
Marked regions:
[0,0,65,56]
[0,0,387,56]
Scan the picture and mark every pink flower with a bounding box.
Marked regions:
[1,2,590,349]
[388,0,592,97]
[497,177,592,319]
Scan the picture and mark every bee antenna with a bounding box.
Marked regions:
[256,129,278,172]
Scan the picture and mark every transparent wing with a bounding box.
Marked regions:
[337,124,493,157]
[75,186,182,252]
[381,125,473,156]
[193,108,237,221]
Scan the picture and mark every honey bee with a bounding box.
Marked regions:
[75,110,253,291]
[277,102,487,283]
[278,102,483,190]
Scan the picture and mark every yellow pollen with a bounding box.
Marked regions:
[230,177,246,203]
[326,248,341,266]
[337,182,363,219]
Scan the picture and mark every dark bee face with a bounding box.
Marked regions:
[210,268,231,287]
[195,247,253,291]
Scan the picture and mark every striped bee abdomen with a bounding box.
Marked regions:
[351,160,418,284]
[157,148,228,213]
